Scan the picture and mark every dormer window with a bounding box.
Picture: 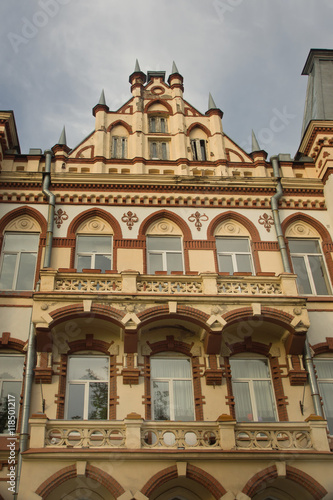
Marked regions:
[149,116,167,133]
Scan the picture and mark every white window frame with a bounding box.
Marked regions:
[191,139,207,161]
[147,236,184,274]
[65,355,109,420]
[111,136,127,159]
[230,357,278,422]
[75,235,113,272]
[289,238,331,295]
[150,355,195,421]
[314,358,333,435]
[0,355,24,434]
[0,232,39,290]
[148,116,168,134]
[216,237,254,274]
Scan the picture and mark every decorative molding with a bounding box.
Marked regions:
[188,211,209,231]
[54,208,69,229]
[121,211,139,230]
[258,213,274,232]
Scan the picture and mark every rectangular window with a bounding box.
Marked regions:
[76,235,112,272]
[216,237,253,274]
[111,137,127,159]
[191,139,207,161]
[151,357,194,421]
[149,141,169,160]
[0,233,39,290]
[315,360,333,434]
[147,236,183,274]
[149,116,167,134]
[66,356,109,420]
[230,358,277,422]
[0,356,24,433]
[289,239,331,295]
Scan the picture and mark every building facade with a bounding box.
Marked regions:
[0,50,333,499]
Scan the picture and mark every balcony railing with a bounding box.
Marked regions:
[39,269,299,296]
[29,414,330,452]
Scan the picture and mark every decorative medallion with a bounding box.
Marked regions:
[258,213,274,232]
[188,212,209,231]
[54,208,69,229]
[121,211,139,230]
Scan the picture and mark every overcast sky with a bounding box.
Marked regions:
[1,0,332,158]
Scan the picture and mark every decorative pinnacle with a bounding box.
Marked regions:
[171,61,179,74]
[251,130,261,152]
[98,89,106,106]
[208,92,217,109]
[134,59,141,72]
[58,126,67,146]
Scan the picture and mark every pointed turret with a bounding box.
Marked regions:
[58,126,67,146]
[167,61,184,92]
[251,130,260,152]
[129,59,146,94]
[93,89,109,117]
[98,89,106,106]
[52,125,70,155]
[206,92,223,118]
[171,61,179,74]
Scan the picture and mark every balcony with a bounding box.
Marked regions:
[29,414,330,453]
[39,269,299,297]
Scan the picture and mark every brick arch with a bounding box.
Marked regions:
[0,332,26,352]
[0,205,47,237]
[281,211,333,284]
[138,304,210,331]
[207,211,261,273]
[144,99,173,115]
[140,464,226,499]
[67,334,113,354]
[107,119,133,134]
[222,306,294,333]
[311,337,333,355]
[48,303,125,330]
[186,122,212,137]
[242,464,327,499]
[138,210,193,273]
[67,208,122,270]
[35,464,125,499]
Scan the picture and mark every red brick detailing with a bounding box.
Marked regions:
[148,336,193,356]
[141,465,178,497]
[186,122,212,137]
[270,357,289,421]
[49,303,124,329]
[144,99,173,115]
[143,356,151,420]
[68,334,113,354]
[186,464,226,499]
[312,337,333,355]
[0,332,25,352]
[286,465,328,500]
[223,358,235,418]
[192,356,205,420]
[227,337,271,357]
[223,307,253,325]
[222,307,294,335]
[86,464,125,497]
[55,354,67,419]
[288,354,308,386]
[109,355,118,419]
[35,464,77,498]
[138,305,210,331]
[242,465,278,497]
[0,206,47,237]
[205,355,223,385]
[75,145,94,159]
[261,306,293,325]
[122,353,140,385]
[107,120,133,135]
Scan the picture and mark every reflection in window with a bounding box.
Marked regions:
[0,356,24,433]
[147,236,183,274]
[0,233,39,291]
[66,356,109,420]
[216,237,253,274]
[289,239,331,295]
[151,357,194,421]
[76,235,112,272]
[315,359,333,434]
[230,358,277,422]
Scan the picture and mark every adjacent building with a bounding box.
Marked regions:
[0,50,333,500]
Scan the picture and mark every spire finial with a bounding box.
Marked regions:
[208,92,217,110]
[98,89,106,106]
[251,130,260,152]
[58,126,67,146]
[134,59,141,72]
[171,61,179,74]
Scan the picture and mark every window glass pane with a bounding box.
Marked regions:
[88,382,108,419]
[160,118,166,133]
[95,255,112,272]
[236,254,252,273]
[151,142,157,158]
[67,384,85,420]
[253,380,276,422]
[161,143,167,160]
[0,381,22,433]
[173,381,194,421]
[232,382,253,421]
[289,239,321,253]
[200,140,206,161]
[0,357,24,379]
[316,361,333,379]
[77,255,91,272]
[77,236,111,253]
[151,358,192,378]
[148,237,182,251]
[148,253,163,274]
[231,359,269,378]
[216,238,250,252]
[16,253,37,290]
[291,256,312,294]
[68,357,108,381]
[218,254,233,274]
[309,256,330,295]
[150,117,156,132]
[318,382,333,434]
[4,234,39,252]
[152,381,170,420]
[0,254,17,289]
[166,253,183,273]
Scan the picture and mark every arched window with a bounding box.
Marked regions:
[146,219,184,274]
[110,124,129,159]
[189,127,208,161]
[214,219,254,274]
[75,217,113,272]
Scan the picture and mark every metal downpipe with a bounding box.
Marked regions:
[270,155,323,417]
[43,149,55,268]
